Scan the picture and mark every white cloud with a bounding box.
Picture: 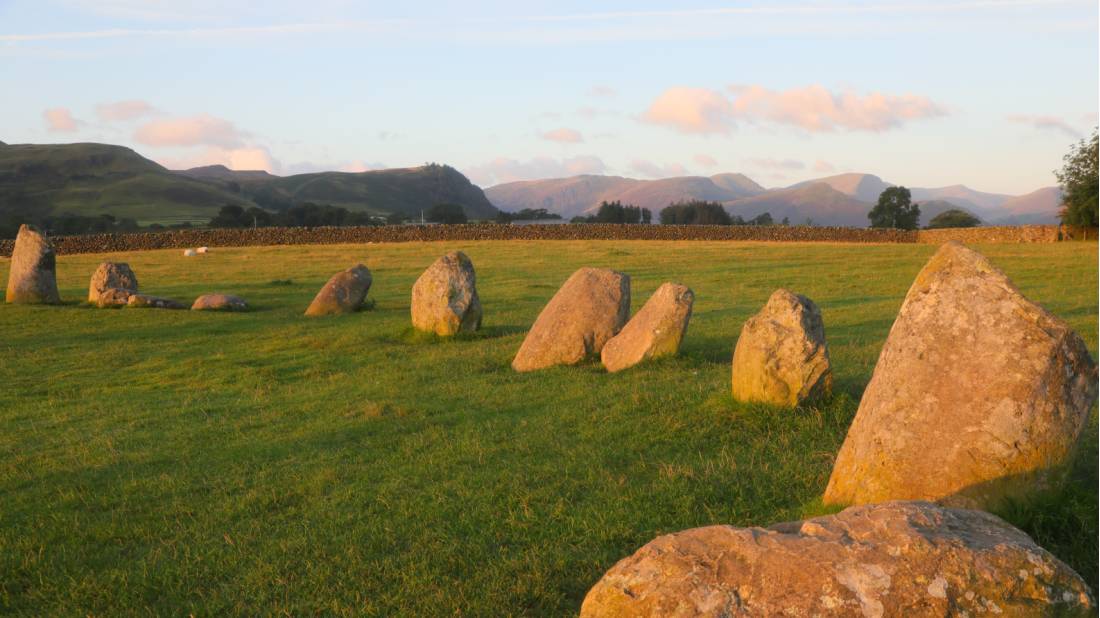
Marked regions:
[1007,114,1082,137]
[134,113,246,147]
[157,146,279,172]
[541,127,584,143]
[43,107,82,132]
[463,155,606,186]
[95,99,157,121]
[644,84,946,134]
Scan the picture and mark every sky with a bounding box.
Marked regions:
[1,0,1097,195]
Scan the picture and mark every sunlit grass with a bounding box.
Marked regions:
[0,240,1095,615]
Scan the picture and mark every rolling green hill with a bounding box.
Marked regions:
[0,142,498,232]
[0,142,250,227]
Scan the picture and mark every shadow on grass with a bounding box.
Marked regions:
[390,324,526,345]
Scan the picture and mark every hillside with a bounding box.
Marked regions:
[486,173,764,218]
[0,143,498,228]
[0,142,250,226]
[993,187,1062,225]
[724,183,872,226]
[789,173,892,203]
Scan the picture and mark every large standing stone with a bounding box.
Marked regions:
[825,242,1097,509]
[88,262,139,306]
[581,501,1095,617]
[191,293,248,311]
[512,267,630,372]
[731,289,831,406]
[410,251,481,336]
[304,264,372,316]
[5,224,60,304]
[601,282,693,373]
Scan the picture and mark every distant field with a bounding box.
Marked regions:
[0,240,1095,615]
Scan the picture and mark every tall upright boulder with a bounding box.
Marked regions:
[88,262,139,306]
[731,289,832,406]
[601,282,693,373]
[6,224,61,304]
[825,242,1097,509]
[512,267,630,372]
[305,264,372,316]
[581,501,1095,617]
[411,251,482,336]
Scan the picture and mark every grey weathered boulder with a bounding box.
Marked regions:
[126,293,185,309]
[581,501,1095,617]
[512,267,630,372]
[411,251,481,336]
[305,264,372,316]
[191,293,248,311]
[825,242,1097,509]
[89,262,139,306]
[601,282,693,372]
[6,224,60,304]
[731,289,831,406]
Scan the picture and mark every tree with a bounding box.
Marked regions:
[641,208,652,224]
[426,203,467,224]
[926,208,981,229]
[1055,128,1098,227]
[209,204,247,228]
[868,186,920,230]
[386,211,407,225]
[659,200,732,225]
[749,212,774,226]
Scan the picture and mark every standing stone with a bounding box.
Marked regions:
[731,289,831,406]
[305,264,372,316]
[6,224,60,304]
[410,251,482,336]
[191,293,248,311]
[825,242,1098,510]
[512,267,630,372]
[601,282,693,373]
[88,262,139,306]
[581,501,1095,617]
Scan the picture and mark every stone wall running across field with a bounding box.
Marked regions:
[0,224,1073,257]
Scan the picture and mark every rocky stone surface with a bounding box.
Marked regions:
[95,287,134,308]
[825,242,1097,509]
[581,501,1095,617]
[305,264,373,316]
[191,293,248,311]
[731,289,832,406]
[601,282,693,372]
[5,224,61,304]
[126,293,185,309]
[512,267,630,372]
[410,251,481,336]
[88,262,138,306]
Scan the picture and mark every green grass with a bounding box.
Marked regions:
[0,240,1095,615]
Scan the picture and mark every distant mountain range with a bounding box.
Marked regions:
[0,140,1062,228]
[486,172,1062,226]
[0,142,497,226]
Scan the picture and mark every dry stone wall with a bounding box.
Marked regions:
[0,224,1072,256]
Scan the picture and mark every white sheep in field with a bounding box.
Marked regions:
[183,249,197,257]
[196,246,210,254]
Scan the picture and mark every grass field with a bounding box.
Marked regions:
[0,240,1095,615]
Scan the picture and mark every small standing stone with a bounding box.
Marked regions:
[126,294,185,309]
[410,251,482,336]
[305,264,373,316]
[6,224,61,304]
[601,282,694,372]
[89,262,139,306]
[731,289,832,406]
[191,293,248,311]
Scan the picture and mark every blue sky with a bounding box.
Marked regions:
[1,0,1096,194]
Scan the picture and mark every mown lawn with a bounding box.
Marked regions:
[0,240,1095,615]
